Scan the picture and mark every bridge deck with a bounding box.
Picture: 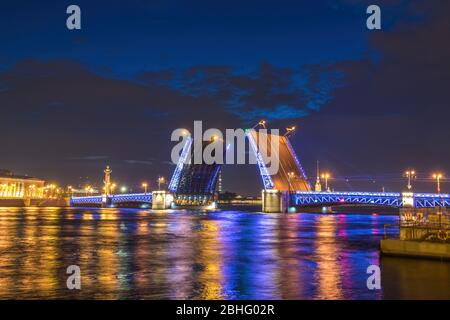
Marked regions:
[71,193,152,205]
[247,130,310,191]
[293,191,450,208]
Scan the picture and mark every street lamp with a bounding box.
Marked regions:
[405,170,416,190]
[142,182,148,194]
[258,120,266,128]
[287,171,295,193]
[253,120,266,129]
[432,173,443,194]
[158,176,165,191]
[284,126,296,137]
[321,173,330,191]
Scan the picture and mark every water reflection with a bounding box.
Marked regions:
[381,256,450,299]
[315,215,344,299]
[0,207,448,299]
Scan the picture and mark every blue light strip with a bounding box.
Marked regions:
[71,193,152,205]
[414,193,450,198]
[168,136,193,192]
[293,191,450,208]
[247,130,274,190]
[71,196,103,204]
[295,191,401,197]
[284,136,310,188]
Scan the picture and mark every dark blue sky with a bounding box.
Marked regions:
[1,0,449,194]
[1,1,372,72]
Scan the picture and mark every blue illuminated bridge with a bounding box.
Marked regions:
[70,190,450,209]
[292,191,450,208]
[70,129,450,210]
[71,193,152,207]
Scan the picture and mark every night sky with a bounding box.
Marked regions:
[1,0,449,195]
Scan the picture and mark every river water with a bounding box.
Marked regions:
[0,206,449,299]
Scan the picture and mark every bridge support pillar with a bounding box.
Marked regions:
[262,190,289,213]
[63,197,71,207]
[152,191,173,210]
[23,197,31,207]
[402,192,415,208]
[101,195,112,208]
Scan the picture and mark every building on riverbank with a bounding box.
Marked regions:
[0,169,45,201]
[381,207,450,260]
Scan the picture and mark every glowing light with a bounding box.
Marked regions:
[168,136,192,192]
[247,130,274,190]
[404,169,416,190]
[432,173,444,194]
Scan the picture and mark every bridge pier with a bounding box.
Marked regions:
[101,195,112,208]
[152,191,173,210]
[23,197,31,207]
[401,192,415,207]
[262,190,289,213]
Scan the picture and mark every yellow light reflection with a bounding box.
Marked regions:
[315,215,344,299]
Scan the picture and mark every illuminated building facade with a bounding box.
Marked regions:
[0,170,45,199]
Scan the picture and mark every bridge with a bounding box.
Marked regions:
[70,126,450,212]
[71,193,152,207]
[292,191,450,208]
[167,136,221,207]
[247,129,310,191]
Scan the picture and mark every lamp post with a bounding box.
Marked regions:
[253,120,266,129]
[321,173,330,192]
[405,170,416,190]
[158,176,165,191]
[433,173,443,194]
[284,126,296,137]
[142,182,148,194]
[287,172,294,194]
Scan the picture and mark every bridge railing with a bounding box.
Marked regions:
[414,194,450,208]
[71,193,152,205]
[293,191,403,207]
[293,191,450,208]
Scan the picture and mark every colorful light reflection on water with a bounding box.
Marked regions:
[0,206,449,299]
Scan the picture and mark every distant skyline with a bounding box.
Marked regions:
[1,1,449,195]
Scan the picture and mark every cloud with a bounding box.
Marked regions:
[2,0,448,194]
[321,0,450,118]
[296,0,450,191]
[137,63,342,124]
